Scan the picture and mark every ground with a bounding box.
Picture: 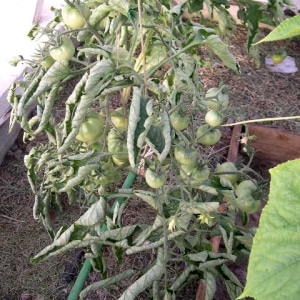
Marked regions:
[0,23,299,300]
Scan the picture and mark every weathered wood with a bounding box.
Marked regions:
[247,124,300,162]
[227,125,243,163]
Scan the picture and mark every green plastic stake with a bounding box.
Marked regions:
[67,171,137,300]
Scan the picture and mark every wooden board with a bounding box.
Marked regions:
[247,124,300,162]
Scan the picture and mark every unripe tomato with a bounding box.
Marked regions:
[62,4,91,29]
[180,163,210,185]
[236,196,261,214]
[271,51,287,65]
[50,36,75,61]
[109,107,128,131]
[170,111,190,131]
[216,162,239,185]
[235,180,257,197]
[205,109,223,127]
[196,124,221,146]
[107,129,128,161]
[76,112,105,143]
[174,145,198,166]
[112,156,128,166]
[41,55,55,69]
[145,168,167,189]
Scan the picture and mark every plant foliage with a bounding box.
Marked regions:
[7,0,283,298]
[238,159,300,300]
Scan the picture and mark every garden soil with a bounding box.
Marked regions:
[0,24,299,300]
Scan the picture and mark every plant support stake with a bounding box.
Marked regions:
[67,171,137,300]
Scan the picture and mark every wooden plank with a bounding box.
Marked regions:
[247,124,300,162]
[227,125,242,163]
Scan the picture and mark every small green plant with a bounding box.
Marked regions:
[7,0,275,298]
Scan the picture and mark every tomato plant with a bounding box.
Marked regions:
[49,36,75,61]
[76,112,105,143]
[8,0,267,298]
[62,3,91,29]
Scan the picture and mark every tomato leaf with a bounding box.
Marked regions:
[255,14,300,44]
[108,0,130,16]
[119,247,164,299]
[145,110,171,163]
[85,59,115,98]
[201,35,240,74]
[127,87,149,168]
[31,61,70,100]
[238,159,300,300]
[80,269,135,299]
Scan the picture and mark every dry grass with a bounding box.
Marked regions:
[0,23,299,299]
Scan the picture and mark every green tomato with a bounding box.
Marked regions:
[62,3,91,29]
[196,124,221,146]
[76,112,105,143]
[271,51,287,65]
[204,87,229,110]
[145,168,167,189]
[109,107,128,131]
[111,47,134,65]
[236,196,260,214]
[41,55,55,69]
[174,145,198,166]
[50,36,75,61]
[170,111,190,131]
[107,129,128,161]
[205,109,223,127]
[180,163,210,185]
[235,180,257,198]
[95,162,122,185]
[112,156,128,166]
[216,162,239,185]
